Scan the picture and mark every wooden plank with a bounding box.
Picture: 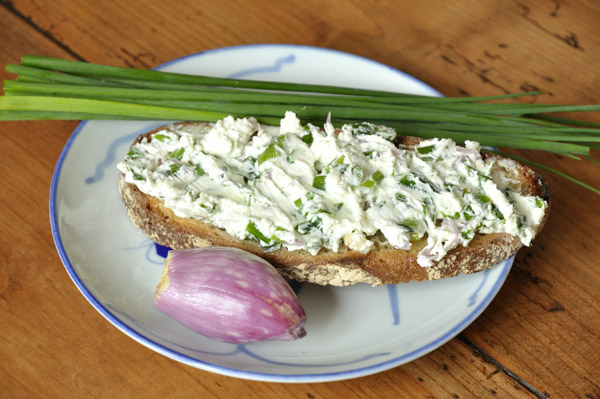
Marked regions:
[1,0,599,398]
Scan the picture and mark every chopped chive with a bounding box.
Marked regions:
[194,164,205,176]
[478,173,491,182]
[372,170,384,184]
[395,193,407,202]
[312,175,326,190]
[417,145,435,154]
[153,133,170,142]
[463,204,475,221]
[167,164,181,175]
[351,165,364,183]
[295,217,323,235]
[409,232,421,242]
[475,192,491,203]
[200,203,216,213]
[169,147,185,160]
[133,172,145,181]
[276,134,286,147]
[246,221,271,244]
[127,148,143,159]
[257,143,280,165]
[270,234,283,243]
[301,132,314,146]
[362,179,375,188]
[443,211,461,219]
[492,206,505,222]
[535,198,544,208]
[400,175,417,189]
[398,219,420,231]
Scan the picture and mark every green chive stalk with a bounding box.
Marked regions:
[1,54,599,194]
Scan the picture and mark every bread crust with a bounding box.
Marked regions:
[118,123,550,286]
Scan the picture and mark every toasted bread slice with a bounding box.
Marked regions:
[118,123,550,286]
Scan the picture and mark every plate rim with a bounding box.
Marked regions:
[49,43,512,383]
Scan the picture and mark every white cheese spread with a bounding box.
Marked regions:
[117,112,547,267]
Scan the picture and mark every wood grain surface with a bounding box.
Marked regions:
[1,1,599,398]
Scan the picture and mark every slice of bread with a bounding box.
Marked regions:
[118,123,550,286]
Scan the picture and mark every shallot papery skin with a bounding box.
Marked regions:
[154,247,307,344]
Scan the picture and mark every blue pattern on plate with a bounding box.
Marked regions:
[106,301,392,368]
[468,267,491,307]
[387,285,401,325]
[227,54,296,79]
[85,132,139,184]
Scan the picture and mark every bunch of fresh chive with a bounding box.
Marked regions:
[1,55,599,193]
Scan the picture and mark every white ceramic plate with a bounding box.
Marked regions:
[50,44,513,383]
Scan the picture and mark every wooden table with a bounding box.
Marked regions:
[1,1,599,397]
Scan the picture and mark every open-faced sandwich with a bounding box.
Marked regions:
[117,112,549,286]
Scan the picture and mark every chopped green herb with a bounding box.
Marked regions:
[295,217,323,235]
[395,193,407,202]
[246,221,271,244]
[535,198,544,208]
[351,165,364,183]
[301,132,313,146]
[422,197,435,217]
[200,203,216,213]
[409,231,421,242]
[167,164,182,175]
[444,183,458,192]
[133,172,145,181]
[153,133,170,142]
[492,206,505,222]
[294,198,303,210]
[127,148,143,159]
[478,173,491,182]
[352,122,385,136]
[169,147,185,160]
[362,170,384,188]
[517,216,527,231]
[194,164,205,176]
[257,143,280,165]
[398,219,420,231]
[312,175,326,190]
[475,192,491,203]
[276,134,286,147]
[443,211,461,219]
[372,170,384,183]
[463,204,475,221]
[401,175,417,189]
[270,234,283,243]
[417,145,435,154]
[362,179,375,188]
